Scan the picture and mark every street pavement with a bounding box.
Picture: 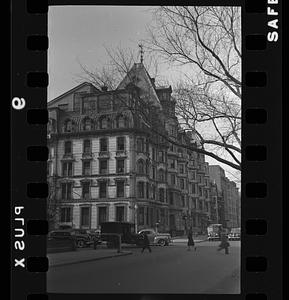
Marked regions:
[48,248,133,268]
[47,240,240,294]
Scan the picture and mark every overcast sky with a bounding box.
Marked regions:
[48,6,158,100]
[48,5,241,188]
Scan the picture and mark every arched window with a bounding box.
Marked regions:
[116,115,126,128]
[82,118,93,131]
[64,119,73,133]
[137,159,145,174]
[99,116,110,129]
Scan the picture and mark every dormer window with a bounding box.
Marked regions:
[82,118,93,131]
[99,116,110,129]
[116,115,127,128]
[64,119,74,133]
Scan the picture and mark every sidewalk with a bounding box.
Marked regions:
[48,248,132,268]
[172,235,208,243]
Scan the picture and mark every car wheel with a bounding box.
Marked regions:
[77,240,85,248]
[158,239,166,246]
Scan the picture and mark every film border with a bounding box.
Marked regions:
[11,0,282,299]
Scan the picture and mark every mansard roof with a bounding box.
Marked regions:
[48,82,99,107]
[116,63,162,109]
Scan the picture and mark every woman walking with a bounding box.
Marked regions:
[187,229,196,251]
[217,233,230,254]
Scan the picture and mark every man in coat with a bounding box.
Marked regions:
[141,232,152,253]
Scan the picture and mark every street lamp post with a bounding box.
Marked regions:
[155,221,160,233]
[134,203,138,234]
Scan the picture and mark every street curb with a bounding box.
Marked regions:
[49,251,133,268]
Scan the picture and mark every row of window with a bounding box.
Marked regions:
[60,205,169,227]
[73,93,130,114]
[62,159,126,176]
[61,181,126,199]
[168,192,210,212]
[62,138,167,162]
[64,137,126,155]
[61,181,167,202]
[62,159,170,179]
[60,160,208,193]
[60,205,126,226]
[63,114,128,133]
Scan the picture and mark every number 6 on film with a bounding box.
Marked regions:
[12,97,26,110]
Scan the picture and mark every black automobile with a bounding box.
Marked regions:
[228,228,241,241]
[49,229,94,248]
[69,229,101,248]
[48,230,77,252]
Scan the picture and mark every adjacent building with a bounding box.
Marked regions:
[209,165,240,228]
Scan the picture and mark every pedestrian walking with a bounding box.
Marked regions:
[141,232,152,253]
[187,229,196,251]
[217,233,230,254]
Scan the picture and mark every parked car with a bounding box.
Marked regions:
[228,228,241,241]
[138,229,172,246]
[47,230,76,253]
[207,232,220,241]
[86,229,102,245]
[70,229,102,247]
[49,229,96,248]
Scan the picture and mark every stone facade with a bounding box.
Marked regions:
[47,63,239,234]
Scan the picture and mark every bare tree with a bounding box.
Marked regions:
[77,8,242,171]
[146,6,241,170]
[77,45,161,90]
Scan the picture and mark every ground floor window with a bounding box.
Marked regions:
[80,207,90,227]
[116,206,125,222]
[169,214,176,229]
[60,207,72,223]
[160,209,165,225]
[98,206,107,224]
[138,207,144,225]
[149,207,154,227]
[146,207,149,225]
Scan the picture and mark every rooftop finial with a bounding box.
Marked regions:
[138,43,144,64]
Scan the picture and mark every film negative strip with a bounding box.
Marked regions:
[11,0,283,299]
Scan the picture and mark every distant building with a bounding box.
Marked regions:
[208,165,240,229]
